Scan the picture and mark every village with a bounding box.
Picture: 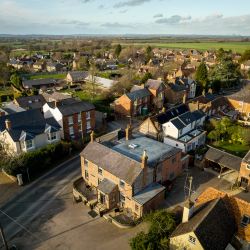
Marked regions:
[0,38,250,250]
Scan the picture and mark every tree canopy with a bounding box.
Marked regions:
[114,44,122,58]
[195,62,209,90]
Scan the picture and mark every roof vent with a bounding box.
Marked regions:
[128,144,139,149]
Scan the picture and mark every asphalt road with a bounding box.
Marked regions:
[0,156,81,246]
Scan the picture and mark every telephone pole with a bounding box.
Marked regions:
[0,222,8,250]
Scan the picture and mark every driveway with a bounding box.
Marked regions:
[0,156,146,250]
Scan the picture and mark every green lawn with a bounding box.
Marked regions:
[29,73,67,80]
[213,142,249,157]
[119,42,250,53]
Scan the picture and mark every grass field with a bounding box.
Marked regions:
[118,42,250,53]
[29,73,67,80]
[213,142,249,157]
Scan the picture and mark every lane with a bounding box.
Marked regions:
[0,156,81,241]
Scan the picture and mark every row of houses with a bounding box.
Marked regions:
[0,95,95,154]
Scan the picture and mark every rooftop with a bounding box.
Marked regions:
[132,183,165,205]
[112,136,181,168]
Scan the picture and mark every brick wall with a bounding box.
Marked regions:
[114,95,132,116]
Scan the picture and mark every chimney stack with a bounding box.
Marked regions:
[182,176,194,223]
[90,131,95,143]
[5,119,11,130]
[125,124,132,141]
[183,92,187,104]
[141,150,148,169]
[161,107,166,113]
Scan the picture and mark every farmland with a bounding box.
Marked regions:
[117,41,250,53]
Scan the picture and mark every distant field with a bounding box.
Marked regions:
[118,42,250,53]
[29,73,67,80]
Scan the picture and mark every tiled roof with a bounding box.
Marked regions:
[0,109,61,142]
[205,147,242,172]
[22,78,57,88]
[195,187,250,243]
[67,71,88,82]
[15,95,46,110]
[126,88,151,101]
[97,178,117,194]
[145,79,163,90]
[47,98,95,116]
[171,198,236,250]
[80,141,142,185]
[132,182,165,205]
[243,150,250,164]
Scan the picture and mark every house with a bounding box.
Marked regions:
[33,61,46,72]
[165,83,187,105]
[8,59,24,70]
[80,130,188,218]
[46,62,64,72]
[22,78,57,90]
[42,91,72,103]
[170,77,197,99]
[170,187,250,250]
[66,71,88,84]
[139,104,189,140]
[113,88,151,117]
[145,79,165,109]
[85,75,118,89]
[0,109,61,154]
[241,61,250,71]
[43,98,95,141]
[14,95,46,110]
[239,150,250,191]
[0,102,25,115]
[226,87,250,120]
[163,110,206,153]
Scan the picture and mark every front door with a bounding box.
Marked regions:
[100,193,106,204]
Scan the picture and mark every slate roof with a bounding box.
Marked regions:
[132,182,165,205]
[47,98,95,116]
[0,103,25,114]
[15,95,46,110]
[171,198,235,250]
[80,141,142,185]
[205,147,242,171]
[156,104,189,125]
[67,71,88,82]
[227,87,250,103]
[126,88,151,101]
[22,78,57,89]
[97,178,117,194]
[145,79,163,90]
[0,109,61,142]
[171,118,185,129]
[169,83,187,92]
[112,136,181,168]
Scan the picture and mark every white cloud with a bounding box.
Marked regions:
[114,0,151,8]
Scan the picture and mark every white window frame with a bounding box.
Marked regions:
[25,139,34,150]
[68,116,73,125]
[86,111,91,120]
[69,126,74,136]
[98,167,103,176]
[78,113,82,122]
[48,132,57,141]
[119,180,125,188]
[86,120,91,130]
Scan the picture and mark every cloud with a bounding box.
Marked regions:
[58,19,89,26]
[114,0,151,8]
[153,13,163,18]
[155,15,191,24]
[119,9,128,13]
[101,22,133,28]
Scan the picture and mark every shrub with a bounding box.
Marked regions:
[1,141,74,178]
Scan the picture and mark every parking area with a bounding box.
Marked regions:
[4,166,242,250]
[7,181,147,250]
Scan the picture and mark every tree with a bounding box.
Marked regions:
[114,44,122,58]
[195,62,209,90]
[141,72,153,84]
[145,46,153,63]
[240,50,250,63]
[10,73,23,90]
[130,210,176,250]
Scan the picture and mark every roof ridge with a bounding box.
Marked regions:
[207,145,243,160]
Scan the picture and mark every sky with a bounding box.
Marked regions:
[0,0,250,35]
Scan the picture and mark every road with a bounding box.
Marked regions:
[0,156,81,247]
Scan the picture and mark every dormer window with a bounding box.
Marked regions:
[21,139,34,150]
[240,215,250,227]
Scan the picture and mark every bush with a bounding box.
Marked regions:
[1,141,74,178]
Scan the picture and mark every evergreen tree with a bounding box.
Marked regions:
[195,62,209,90]
[114,44,122,58]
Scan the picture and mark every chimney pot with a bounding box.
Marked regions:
[125,124,132,141]
[141,150,148,169]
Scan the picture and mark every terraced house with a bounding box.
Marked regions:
[80,129,189,218]
[43,98,95,141]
